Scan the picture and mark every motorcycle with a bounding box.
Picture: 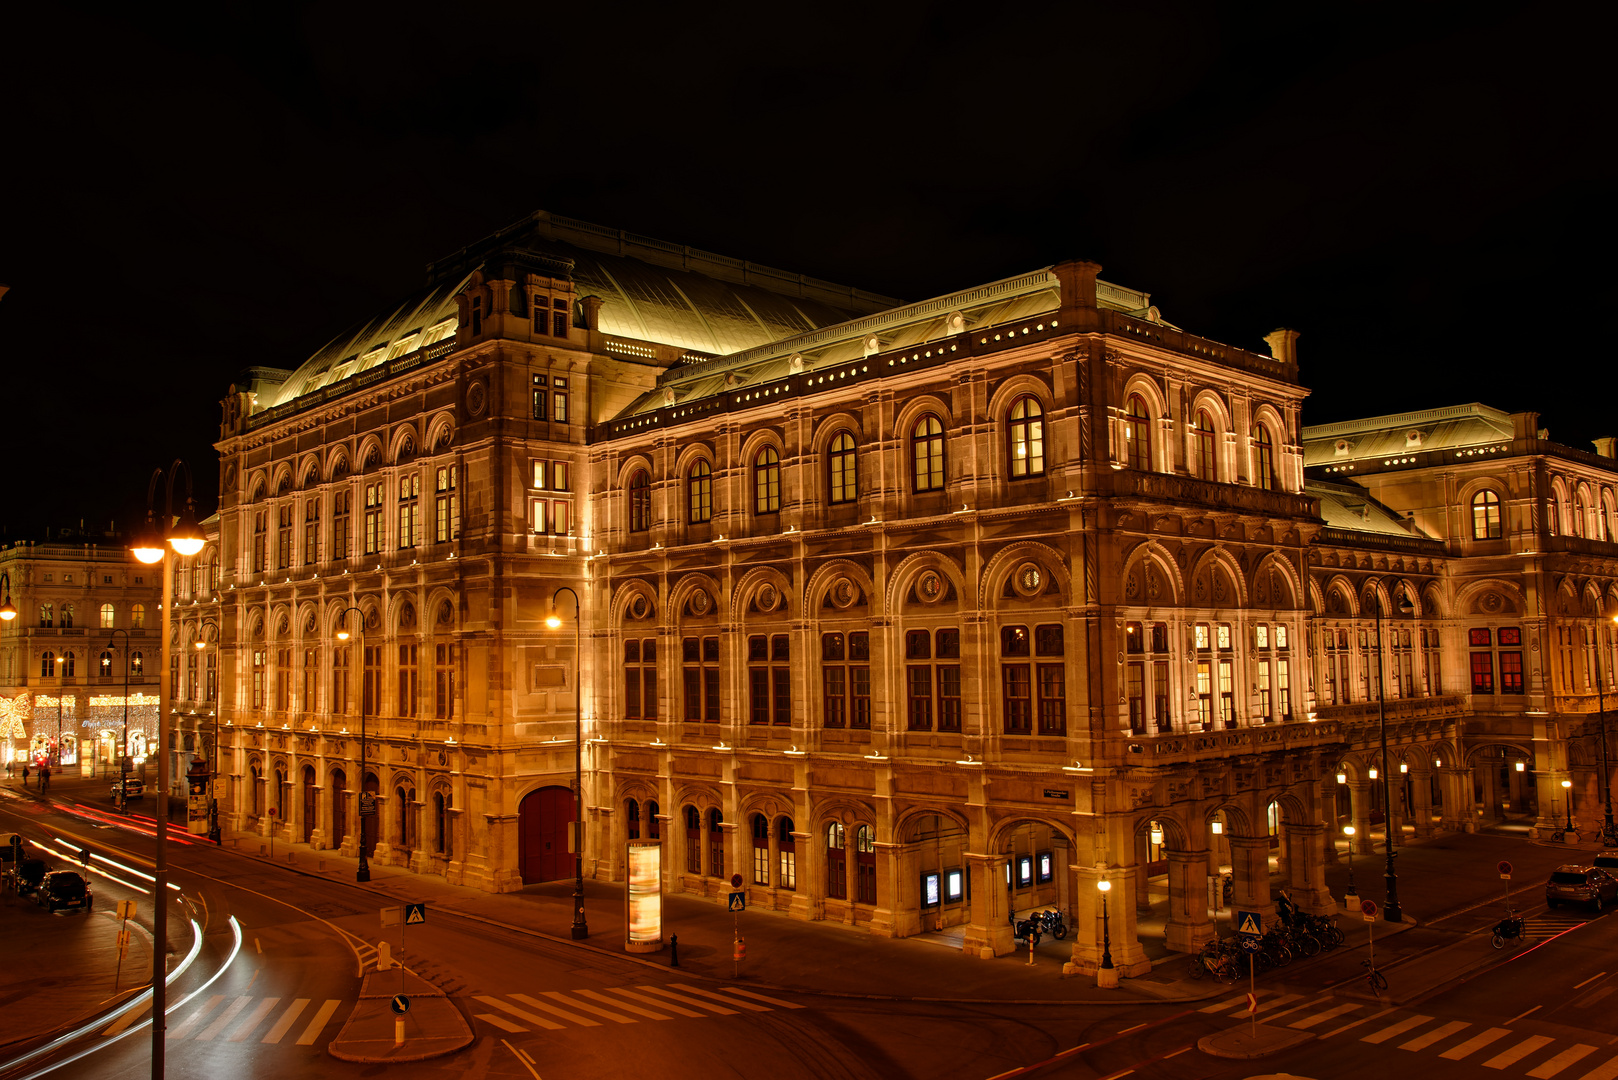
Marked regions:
[1492,913,1525,949]
[1038,909,1068,940]
[1010,911,1043,946]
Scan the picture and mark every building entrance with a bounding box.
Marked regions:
[519,785,575,884]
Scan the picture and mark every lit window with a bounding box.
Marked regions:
[1008,396,1044,477]
[1124,394,1151,470]
[754,448,781,514]
[828,433,857,504]
[1253,425,1276,490]
[1472,490,1502,539]
[1192,409,1217,481]
[912,415,944,492]
[688,460,713,524]
[628,470,652,532]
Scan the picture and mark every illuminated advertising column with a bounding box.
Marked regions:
[625,840,663,953]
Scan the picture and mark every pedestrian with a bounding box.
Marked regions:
[21,765,28,788]
[670,933,679,967]
[1277,888,1297,927]
[39,764,50,793]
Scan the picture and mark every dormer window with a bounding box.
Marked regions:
[470,296,483,336]
[553,298,570,338]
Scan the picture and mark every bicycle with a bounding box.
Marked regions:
[1550,827,1583,844]
[1599,823,1618,848]
[1362,958,1388,994]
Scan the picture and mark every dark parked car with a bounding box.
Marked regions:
[6,857,48,896]
[1546,865,1618,911]
[1592,851,1618,873]
[110,778,145,800]
[36,870,91,913]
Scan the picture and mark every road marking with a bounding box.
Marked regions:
[1576,1056,1618,1079]
[1485,1035,1554,1069]
[1362,1014,1433,1045]
[474,996,565,1031]
[262,999,309,1043]
[1579,988,1617,1009]
[1119,1022,1147,1034]
[1199,994,1250,1014]
[539,991,635,1023]
[254,938,262,954]
[1290,1002,1362,1029]
[196,996,252,1042]
[575,988,672,1020]
[1098,1071,1133,1080]
[1164,1046,1190,1058]
[295,999,341,1045]
[479,1013,528,1033]
[167,995,224,1040]
[103,1001,151,1037]
[636,985,737,1015]
[1575,973,1607,990]
[1400,1020,1469,1051]
[501,1037,542,1079]
[719,987,803,1009]
[1508,1005,1543,1024]
[670,983,769,1012]
[604,987,705,1018]
[1253,993,1305,1016]
[1441,1026,1512,1060]
[227,997,279,1041]
[1320,1005,1396,1039]
[510,993,602,1026]
[1530,1044,1599,1078]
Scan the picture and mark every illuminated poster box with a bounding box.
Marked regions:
[626,840,663,953]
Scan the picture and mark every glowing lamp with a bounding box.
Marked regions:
[1562,779,1573,790]
[1210,820,1223,836]
[1368,767,1378,780]
[1516,762,1525,772]
[1336,771,1347,785]
[1399,762,1408,774]
[546,614,562,629]
[1343,825,1356,837]
[1149,823,1164,847]
[1097,878,1112,893]
[1434,758,1442,768]
[132,542,164,565]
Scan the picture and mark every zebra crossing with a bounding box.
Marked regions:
[1201,989,1618,1078]
[102,994,346,1046]
[1521,910,1590,941]
[470,983,803,1034]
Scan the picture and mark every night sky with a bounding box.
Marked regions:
[3,3,1610,539]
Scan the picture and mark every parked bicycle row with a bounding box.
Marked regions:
[1186,912,1346,983]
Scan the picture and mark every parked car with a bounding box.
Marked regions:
[5,857,48,896]
[110,778,145,800]
[1592,851,1618,873]
[36,870,91,913]
[1546,865,1618,911]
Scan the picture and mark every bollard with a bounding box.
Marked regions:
[318,860,325,872]
[1027,935,1035,966]
[670,934,679,967]
[394,1019,404,1046]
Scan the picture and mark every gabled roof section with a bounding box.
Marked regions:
[1308,479,1426,538]
[1302,403,1513,467]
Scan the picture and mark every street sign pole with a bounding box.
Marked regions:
[1249,951,1257,1037]
[1500,860,1514,912]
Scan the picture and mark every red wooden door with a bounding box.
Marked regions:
[519,786,574,883]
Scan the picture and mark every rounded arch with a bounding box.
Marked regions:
[670,440,717,480]
[386,590,420,636]
[246,470,268,503]
[738,791,796,822]
[1202,803,1254,837]
[424,410,457,453]
[986,812,1077,852]
[1189,388,1234,435]
[892,804,972,843]
[1120,540,1185,609]
[730,566,793,623]
[668,572,723,625]
[424,587,459,632]
[808,412,864,458]
[1454,578,1526,616]
[1130,810,1192,850]
[1250,552,1303,611]
[979,540,1073,610]
[669,783,724,813]
[613,453,657,489]
[737,426,786,468]
[610,579,659,626]
[803,558,878,615]
[985,372,1053,423]
[885,550,968,615]
[1419,581,1449,620]
[297,454,322,489]
[388,424,420,464]
[325,446,351,481]
[893,393,955,441]
[1319,573,1360,616]
[356,433,386,472]
[814,796,877,830]
[1188,548,1248,609]
[294,601,320,639]
[325,597,380,638]
[269,462,295,496]
[1465,740,1534,769]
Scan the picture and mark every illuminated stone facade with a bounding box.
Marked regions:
[196,211,1618,975]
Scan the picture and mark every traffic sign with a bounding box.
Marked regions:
[1499,860,1514,880]
[1238,936,1263,951]
[390,994,411,1015]
[359,793,377,817]
[1361,898,1379,922]
[8,834,19,848]
[116,899,136,920]
[1246,992,1259,1014]
[1235,910,1263,938]
[730,873,744,889]
[727,891,746,912]
[404,902,427,925]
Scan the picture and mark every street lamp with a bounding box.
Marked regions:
[107,629,134,813]
[1343,825,1358,903]
[1562,778,1574,832]
[131,458,204,1080]
[1096,877,1115,984]
[335,605,370,883]
[0,571,15,622]
[1370,587,1412,923]
[547,587,588,940]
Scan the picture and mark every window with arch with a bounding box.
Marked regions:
[1008,396,1044,477]
[1001,624,1065,735]
[751,813,770,885]
[1600,494,1612,542]
[821,631,871,729]
[1253,425,1276,491]
[688,460,713,524]
[434,791,452,856]
[647,799,660,840]
[41,651,55,678]
[626,798,641,841]
[1573,493,1589,538]
[38,603,52,628]
[754,447,781,514]
[912,415,944,492]
[277,501,294,568]
[855,824,876,904]
[252,510,268,573]
[828,432,857,504]
[131,603,145,629]
[131,651,144,676]
[747,634,791,725]
[398,470,421,549]
[100,650,113,677]
[1549,495,1563,536]
[826,822,847,899]
[905,628,961,732]
[777,817,796,890]
[628,470,652,532]
[62,652,76,677]
[1192,409,1217,481]
[60,604,73,629]
[1123,394,1151,471]
[100,603,115,629]
[684,805,701,873]
[708,808,725,878]
[1472,490,1502,539]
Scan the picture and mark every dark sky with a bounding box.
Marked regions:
[3,2,1610,538]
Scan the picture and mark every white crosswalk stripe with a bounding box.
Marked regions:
[116,995,345,1045]
[469,983,800,1034]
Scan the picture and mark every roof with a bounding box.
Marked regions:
[266,212,901,410]
[1307,480,1425,538]
[1301,403,1514,467]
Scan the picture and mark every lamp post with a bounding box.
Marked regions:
[1371,587,1411,923]
[0,575,15,770]
[335,605,369,883]
[1096,876,1116,987]
[1343,825,1357,902]
[1562,778,1574,832]
[131,459,205,1080]
[547,587,588,940]
[107,629,133,813]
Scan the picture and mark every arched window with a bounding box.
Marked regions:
[1472,490,1502,539]
[1574,493,1588,538]
[1008,397,1044,478]
[777,817,796,890]
[828,432,857,504]
[1123,394,1151,471]
[1549,496,1563,536]
[100,651,113,677]
[1253,425,1276,491]
[131,604,145,629]
[647,799,660,840]
[628,470,651,532]
[826,822,847,899]
[754,447,781,514]
[751,813,770,885]
[100,603,116,629]
[60,604,74,629]
[1192,409,1217,481]
[250,763,263,817]
[131,651,144,675]
[912,415,944,492]
[433,792,450,854]
[855,824,876,904]
[41,651,55,678]
[1601,495,1613,542]
[688,460,712,524]
[684,805,701,873]
[39,603,52,628]
[626,798,641,841]
[708,807,725,878]
[62,652,75,677]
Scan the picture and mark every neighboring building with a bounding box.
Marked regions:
[194,210,1617,978]
[0,536,163,774]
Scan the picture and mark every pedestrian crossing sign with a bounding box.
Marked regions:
[1236,910,1262,937]
[728,891,746,912]
[405,902,427,925]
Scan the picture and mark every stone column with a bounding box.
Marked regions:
[1480,756,1503,822]
[787,831,816,920]
[1066,863,1151,978]
[1164,848,1214,953]
[1438,767,1472,832]
[962,852,1010,958]
[1348,780,1373,854]
[867,840,899,937]
[1284,823,1332,914]
[1409,770,1435,837]
[1227,836,1276,925]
